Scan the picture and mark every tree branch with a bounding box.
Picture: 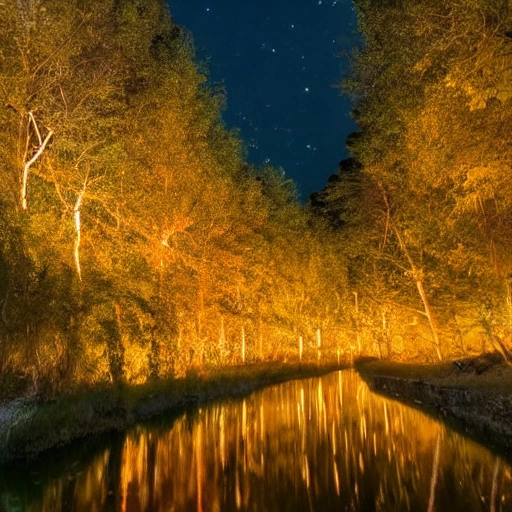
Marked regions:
[21,123,53,210]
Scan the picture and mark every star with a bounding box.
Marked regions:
[169,0,358,199]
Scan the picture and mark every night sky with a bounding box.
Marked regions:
[168,0,359,200]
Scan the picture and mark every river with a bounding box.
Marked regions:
[0,370,510,511]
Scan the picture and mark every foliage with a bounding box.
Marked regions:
[4,0,509,397]
[0,0,349,399]
[315,0,512,361]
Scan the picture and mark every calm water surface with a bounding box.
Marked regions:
[1,370,511,512]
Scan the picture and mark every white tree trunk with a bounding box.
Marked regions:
[21,113,53,210]
[73,180,87,280]
[241,325,246,363]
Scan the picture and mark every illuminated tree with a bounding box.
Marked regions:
[336,0,512,359]
[0,0,353,396]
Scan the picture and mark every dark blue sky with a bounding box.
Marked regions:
[168,0,359,199]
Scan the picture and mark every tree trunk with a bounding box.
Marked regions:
[393,226,442,360]
[219,316,226,363]
[258,315,263,360]
[73,183,86,280]
[241,325,246,364]
[415,279,442,360]
[21,112,53,210]
[101,304,125,383]
[353,291,361,355]
[196,276,205,367]
[382,309,391,358]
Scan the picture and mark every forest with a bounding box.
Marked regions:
[313,0,512,363]
[0,0,511,399]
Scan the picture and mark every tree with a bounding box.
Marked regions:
[335,0,512,359]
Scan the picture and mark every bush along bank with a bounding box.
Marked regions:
[355,356,512,461]
[0,362,347,464]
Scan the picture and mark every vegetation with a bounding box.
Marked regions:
[0,0,350,403]
[2,0,512,408]
[312,0,512,362]
[356,355,512,394]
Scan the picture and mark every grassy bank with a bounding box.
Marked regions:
[0,361,348,464]
[355,355,512,394]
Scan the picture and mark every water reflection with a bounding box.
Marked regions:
[1,370,511,511]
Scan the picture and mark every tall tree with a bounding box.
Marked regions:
[326,0,512,359]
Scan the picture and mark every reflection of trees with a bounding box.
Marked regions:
[8,371,512,511]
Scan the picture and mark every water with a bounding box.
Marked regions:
[1,370,511,512]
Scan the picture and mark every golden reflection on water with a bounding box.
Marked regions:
[6,370,512,512]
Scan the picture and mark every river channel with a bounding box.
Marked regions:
[0,370,511,511]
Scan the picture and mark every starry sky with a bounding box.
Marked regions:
[168,0,359,200]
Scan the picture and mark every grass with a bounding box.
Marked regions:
[355,357,451,379]
[355,355,512,395]
[0,360,347,463]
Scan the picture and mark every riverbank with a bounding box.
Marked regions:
[355,356,512,460]
[0,361,347,464]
